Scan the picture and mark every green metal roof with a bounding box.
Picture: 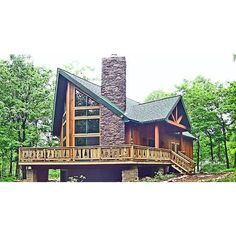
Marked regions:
[52,69,192,136]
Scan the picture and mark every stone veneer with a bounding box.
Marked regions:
[122,166,139,182]
[100,105,125,145]
[101,55,126,111]
[100,55,126,145]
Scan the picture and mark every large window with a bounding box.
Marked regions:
[75,109,100,117]
[75,137,100,146]
[75,90,99,107]
[74,89,100,146]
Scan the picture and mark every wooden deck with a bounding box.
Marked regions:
[19,145,194,173]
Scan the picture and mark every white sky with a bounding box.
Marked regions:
[0,0,236,102]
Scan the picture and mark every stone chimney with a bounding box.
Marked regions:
[101,54,126,111]
[100,55,126,145]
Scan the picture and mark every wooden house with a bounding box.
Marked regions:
[19,55,195,182]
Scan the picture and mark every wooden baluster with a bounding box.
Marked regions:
[146,148,150,161]
[130,146,134,160]
[98,147,101,160]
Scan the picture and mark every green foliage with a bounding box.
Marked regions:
[0,176,17,182]
[144,89,175,102]
[48,169,60,181]
[140,171,175,182]
[63,62,99,82]
[0,55,56,180]
[200,162,227,173]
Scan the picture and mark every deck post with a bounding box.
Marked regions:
[130,145,134,160]
[155,124,159,148]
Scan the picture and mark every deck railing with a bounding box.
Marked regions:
[19,145,194,173]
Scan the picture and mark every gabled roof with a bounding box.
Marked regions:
[52,69,192,136]
[126,95,181,123]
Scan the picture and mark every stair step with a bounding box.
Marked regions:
[171,165,185,174]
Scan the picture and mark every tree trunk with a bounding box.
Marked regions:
[234,153,236,168]
[15,155,20,178]
[9,148,13,176]
[218,144,221,162]
[209,135,214,162]
[222,121,230,169]
[197,135,200,172]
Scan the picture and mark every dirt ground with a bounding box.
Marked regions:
[166,172,231,182]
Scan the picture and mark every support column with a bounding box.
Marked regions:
[155,124,159,148]
[26,167,38,182]
[179,131,183,152]
[122,166,138,182]
[22,166,27,180]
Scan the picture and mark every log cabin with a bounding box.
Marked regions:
[19,55,195,182]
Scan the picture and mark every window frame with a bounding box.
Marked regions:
[74,88,101,146]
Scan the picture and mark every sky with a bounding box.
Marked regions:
[0,0,236,102]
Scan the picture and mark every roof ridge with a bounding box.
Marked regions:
[58,68,101,88]
[139,95,181,105]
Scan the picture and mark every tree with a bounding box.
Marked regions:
[144,89,175,102]
[0,55,54,178]
[63,61,99,82]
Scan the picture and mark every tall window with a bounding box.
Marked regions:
[74,89,100,146]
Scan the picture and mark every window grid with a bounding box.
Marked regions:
[74,89,100,146]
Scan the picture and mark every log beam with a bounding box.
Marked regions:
[155,124,159,148]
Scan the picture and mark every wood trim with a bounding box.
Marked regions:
[171,113,176,122]
[66,83,70,146]
[167,120,187,130]
[74,116,100,120]
[74,133,100,137]
[75,106,100,110]
[176,115,183,124]
[60,122,63,147]
[69,85,75,146]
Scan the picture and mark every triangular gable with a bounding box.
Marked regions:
[166,97,191,131]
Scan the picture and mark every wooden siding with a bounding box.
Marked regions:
[125,122,193,159]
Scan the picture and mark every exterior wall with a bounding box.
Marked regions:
[125,122,193,158]
[100,105,125,145]
[159,126,193,158]
[26,167,48,182]
[125,123,155,146]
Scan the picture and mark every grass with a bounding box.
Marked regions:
[0,176,17,182]
[215,171,236,182]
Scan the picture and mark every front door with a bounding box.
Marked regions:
[171,142,180,153]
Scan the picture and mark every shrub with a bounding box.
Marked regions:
[200,162,226,173]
